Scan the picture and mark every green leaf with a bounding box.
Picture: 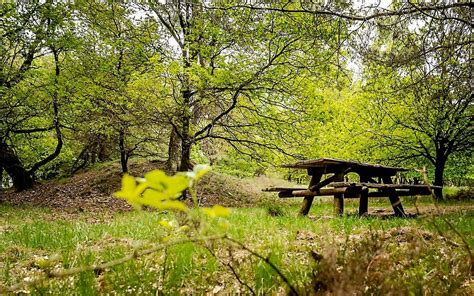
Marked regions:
[158,220,175,229]
[202,205,230,218]
[141,190,188,212]
[114,174,143,209]
[145,170,189,197]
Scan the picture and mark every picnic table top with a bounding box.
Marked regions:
[281,158,408,176]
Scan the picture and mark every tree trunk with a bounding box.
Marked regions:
[433,154,446,200]
[0,141,34,191]
[97,139,111,162]
[178,88,193,172]
[119,129,128,173]
[177,2,194,173]
[179,138,192,172]
[166,128,180,172]
[178,137,192,201]
[27,48,63,175]
[0,165,3,189]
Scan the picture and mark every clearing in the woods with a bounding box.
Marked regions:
[1,1,472,294]
[0,162,472,295]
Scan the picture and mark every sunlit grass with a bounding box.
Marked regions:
[0,199,472,294]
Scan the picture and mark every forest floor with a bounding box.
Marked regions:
[0,200,473,294]
[0,162,473,294]
[0,160,286,212]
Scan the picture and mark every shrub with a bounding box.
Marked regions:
[445,187,474,200]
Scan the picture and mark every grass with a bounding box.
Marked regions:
[0,198,472,295]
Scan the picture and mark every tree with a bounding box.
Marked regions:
[144,1,345,173]
[71,1,160,173]
[1,0,470,192]
[361,2,472,198]
[0,1,72,190]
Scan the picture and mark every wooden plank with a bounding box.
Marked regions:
[262,187,307,192]
[279,187,348,198]
[308,168,352,192]
[279,189,431,198]
[368,189,432,197]
[299,173,322,216]
[281,158,408,177]
[331,182,442,190]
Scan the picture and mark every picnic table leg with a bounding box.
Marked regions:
[382,176,407,217]
[333,172,345,216]
[358,187,369,216]
[298,173,322,216]
[358,175,370,216]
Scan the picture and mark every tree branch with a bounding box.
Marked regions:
[204,2,472,24]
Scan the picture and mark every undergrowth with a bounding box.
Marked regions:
[0,201,472,295]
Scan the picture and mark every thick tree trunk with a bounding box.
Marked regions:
[119,129,128,173]
[0,141,34,191]
[177,2,193,173]
[25,49,63,180]
[433,154,446,200]
[166,128,180,172]
[178,88,193,172]
[179,139,192,172]
[97,138,111,162]
[177,92,193,200]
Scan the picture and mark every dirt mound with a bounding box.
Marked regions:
[0,161,266,212]
[195,173,274,208]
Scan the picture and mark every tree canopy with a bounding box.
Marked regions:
[0,0,472,195]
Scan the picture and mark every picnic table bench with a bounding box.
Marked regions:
[263,158,440,217]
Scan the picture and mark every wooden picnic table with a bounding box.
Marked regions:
[264,158,440,217]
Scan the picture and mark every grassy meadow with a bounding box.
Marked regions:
[1,1,472,295]
[0,197,472,295]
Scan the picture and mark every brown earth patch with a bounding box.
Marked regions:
[366,204,474,218]
[2,162,471,217]
[0,161,159,213]
[0,161,265,212]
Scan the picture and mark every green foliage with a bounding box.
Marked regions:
[115,164,215,213]
[445,187,474,201]
[1,0,470,188]
[0,2,472,294]
[113,164,232,252]
[214,152,262,178]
